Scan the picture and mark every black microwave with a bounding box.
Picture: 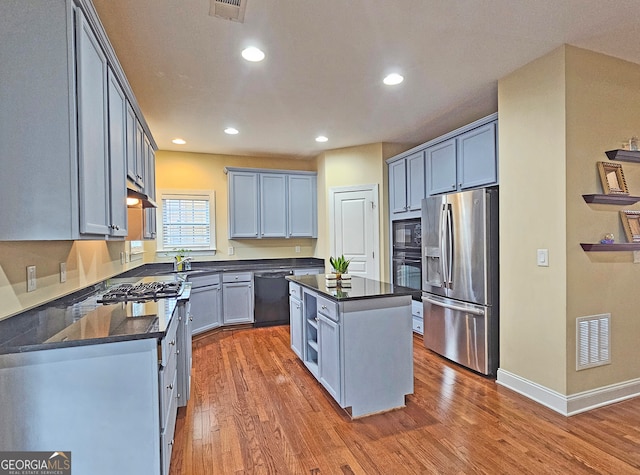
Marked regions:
[392,218,421,252]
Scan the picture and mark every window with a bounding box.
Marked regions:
[157,190,216,252]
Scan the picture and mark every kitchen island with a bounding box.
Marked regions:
[287,274,414,418]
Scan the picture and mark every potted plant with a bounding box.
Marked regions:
[329,255,351,281]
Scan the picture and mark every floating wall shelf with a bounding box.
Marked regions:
[605,149,640,162]
[581,243,640,252]
[582,194,640,205]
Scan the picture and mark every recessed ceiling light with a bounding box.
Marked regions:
[225,127,239,135]
[315,136,328,143]
[172,138,186,145]
[383,73,404,86]
[241,46,265,62]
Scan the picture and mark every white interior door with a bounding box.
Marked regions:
[330,185,379,279]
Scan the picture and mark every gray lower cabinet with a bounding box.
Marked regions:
[222,272,254,324]
[227,168,317,239]
[177,300,193,407]
[411,300,424,335]
[189,274,223,335]
[317,310,341,401]
[294,286,413,418]
[0,305,189,475]
[289,284,303,358]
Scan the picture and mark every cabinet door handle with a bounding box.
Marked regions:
[169,438,174,446]
[170,339,176,346]
[189,316,193,321]
[451,184,456,189]
[321,305,327,310]
[167,383,173,390]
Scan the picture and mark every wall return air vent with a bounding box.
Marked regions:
[210,0,247,22]
[576,313,611,371]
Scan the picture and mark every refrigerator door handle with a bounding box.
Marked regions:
[423,296,485,316]
[440,203,449,288]
[446,204,453,288]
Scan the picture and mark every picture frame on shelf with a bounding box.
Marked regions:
[620,210,640,242]
[597,161,629,195]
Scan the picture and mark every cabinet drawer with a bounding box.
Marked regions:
[189,272,220,287]
[160,378,179,475]
[289,282,301,298]
[159,363,178,430]
[317,295,338,322]
[412,315,424,335]
[160,312,180,367]
[222,272,252,283]
[412,300,423,318]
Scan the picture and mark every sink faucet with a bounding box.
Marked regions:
[173,256,192,272]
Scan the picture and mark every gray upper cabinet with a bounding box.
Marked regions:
[227,168,317,239]
[426,138,457,195]
[457,122,498,190]
[389,151,425,219]
[228,171,260,238]
[426,117,498,195]
[0,0,156,241]
[76,7,110,236]
[260,174,287,238]
[106,68,128,237]
[389,159,408,215]
[288,174,317,238]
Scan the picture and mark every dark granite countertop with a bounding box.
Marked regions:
[119,257,325,278]
[0,276,190,355]
[0,258,323,355]
[286,274,416,302]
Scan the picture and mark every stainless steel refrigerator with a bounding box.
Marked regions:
[421,187,499,375]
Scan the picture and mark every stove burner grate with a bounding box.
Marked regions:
[98,281,183,304]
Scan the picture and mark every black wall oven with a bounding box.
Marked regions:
[392,218,422,291]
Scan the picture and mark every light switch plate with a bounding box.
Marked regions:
[537,249,549,267]
[228,246,234,255]
[27,265,36,292]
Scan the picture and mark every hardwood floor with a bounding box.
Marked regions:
[170,326,640,474]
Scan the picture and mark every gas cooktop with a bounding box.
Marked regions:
[98,281,183,304]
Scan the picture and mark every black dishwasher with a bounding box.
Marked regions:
[254,271,292,327]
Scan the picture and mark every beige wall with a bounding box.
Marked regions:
[0,240,137,321]
[315,143,391,280]
[564,46,640,393]
[498,46,568,393]
[152,150,318,263]
[499,44,640,395]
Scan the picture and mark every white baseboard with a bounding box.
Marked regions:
[496,369,640,416]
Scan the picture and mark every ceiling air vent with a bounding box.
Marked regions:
[210,0,247,23]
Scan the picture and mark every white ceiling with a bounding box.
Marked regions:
[92,0,640,159]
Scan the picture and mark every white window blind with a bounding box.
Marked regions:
[159,191,216,251]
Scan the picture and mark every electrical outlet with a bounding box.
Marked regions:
[120,251,126,265]
[228,246,234,255]
[295,245,301,253]
[27,266,36,292]
[60,263,67,283]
